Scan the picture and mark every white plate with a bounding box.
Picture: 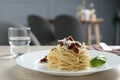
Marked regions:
[16,50,120,76]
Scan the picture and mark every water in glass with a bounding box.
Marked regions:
[8,27,31,55]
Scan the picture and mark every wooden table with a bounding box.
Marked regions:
[0,46,120,80]
[81,18,104,45]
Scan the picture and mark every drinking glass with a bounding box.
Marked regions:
[0,27,31,59]
[8,27,31,57]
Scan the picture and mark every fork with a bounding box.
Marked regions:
[0,53,24,59]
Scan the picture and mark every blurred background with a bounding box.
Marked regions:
[0,0,120,45]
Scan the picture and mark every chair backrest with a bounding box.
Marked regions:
[54,15,86,42]
[27,15,56,45]
[0,21,40,45]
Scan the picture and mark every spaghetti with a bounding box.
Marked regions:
[47,36,90,71]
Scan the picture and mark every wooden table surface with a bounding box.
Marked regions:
[0,46,120,80]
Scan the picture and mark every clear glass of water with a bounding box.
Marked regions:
[8,27,31,58]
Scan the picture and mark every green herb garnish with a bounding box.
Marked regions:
[90,55,107,67]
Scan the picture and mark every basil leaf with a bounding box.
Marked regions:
[90,55,107,67]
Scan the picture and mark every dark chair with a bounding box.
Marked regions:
[0,21,40,45]
[27,15,56,45]
[54,15,86,42]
